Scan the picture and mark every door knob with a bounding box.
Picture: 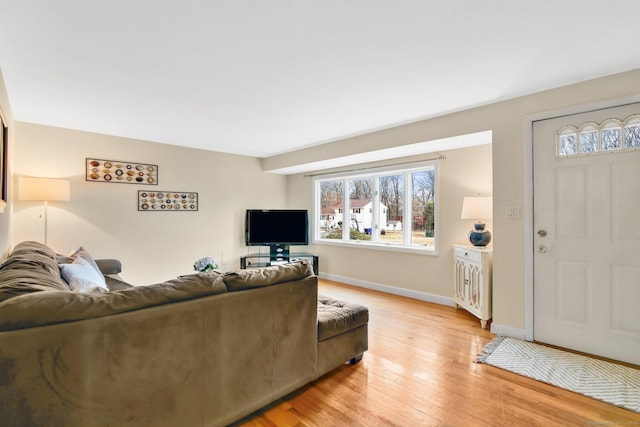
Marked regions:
[537,229,547,237]
[537,245,547,253]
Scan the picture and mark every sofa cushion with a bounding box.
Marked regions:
[104,274,134,291]
[223,261,314,291]
[10,240,58,259]
[2,241,63,278]
[0,272,228,331]
[0,241,70,303]
[59,256,108,292]
[317,295,369,341]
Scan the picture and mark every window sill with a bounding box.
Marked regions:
[313,238,439,256]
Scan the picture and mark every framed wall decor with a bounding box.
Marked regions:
[86,158,158,185]
[138,190,198,211]
[0,110,7,204]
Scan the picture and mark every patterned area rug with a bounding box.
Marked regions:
[477,336,640,413]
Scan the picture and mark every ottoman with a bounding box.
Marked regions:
[316,295,369,377]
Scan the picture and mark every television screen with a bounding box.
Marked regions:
[245,209,309,246]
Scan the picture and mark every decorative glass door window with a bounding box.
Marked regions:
[556,114,640,158]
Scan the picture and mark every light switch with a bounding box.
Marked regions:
[506,206,520,218]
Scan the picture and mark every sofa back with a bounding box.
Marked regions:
[0,241,315,332]
[0,241,69,303]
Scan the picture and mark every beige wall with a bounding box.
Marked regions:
[0,69,14,257]
[276,69,640,335]
[12,123,288,284]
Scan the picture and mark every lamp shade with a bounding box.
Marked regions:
[461,196,492,220]
[19,177,71,201]
[461,196,492,246]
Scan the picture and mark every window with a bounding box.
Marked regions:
[314,161,437,253]
[556,114,640,158]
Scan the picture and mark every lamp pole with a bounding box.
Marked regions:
[43,200,49,246]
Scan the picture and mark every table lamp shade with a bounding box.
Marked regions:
[19,177,70,201]
[461,196,492,220]
[461,196,492,246]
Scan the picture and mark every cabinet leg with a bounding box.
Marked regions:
[480,319,487,329]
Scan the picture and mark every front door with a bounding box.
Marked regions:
[533,103,640,365]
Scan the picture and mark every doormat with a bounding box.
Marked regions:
[477,336,640,413]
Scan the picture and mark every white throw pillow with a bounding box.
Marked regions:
[68,246,103,275]
[60,256,108,292]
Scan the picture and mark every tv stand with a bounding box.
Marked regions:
[240,252,319,275]
[269,244,290,262]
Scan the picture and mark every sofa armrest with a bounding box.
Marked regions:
[95,259,122,275]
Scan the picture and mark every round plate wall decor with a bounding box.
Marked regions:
[138,190,198,211]
[86,158,158,185]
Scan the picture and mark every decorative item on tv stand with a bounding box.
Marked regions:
[460,195,492,246]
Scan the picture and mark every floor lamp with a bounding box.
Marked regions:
[19,177,71,246]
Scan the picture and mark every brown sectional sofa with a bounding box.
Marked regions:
[0,241,368,426]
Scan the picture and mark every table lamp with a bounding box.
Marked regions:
[461,195,492,246]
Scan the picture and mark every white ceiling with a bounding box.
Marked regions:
[1,1,639,160]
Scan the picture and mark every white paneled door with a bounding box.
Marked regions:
[533,103,640,365]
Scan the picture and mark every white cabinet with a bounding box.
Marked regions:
[453,245,492,329]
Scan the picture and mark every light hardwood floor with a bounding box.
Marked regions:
[234,279,640,426]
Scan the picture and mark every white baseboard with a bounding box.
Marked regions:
[319,272,456,308]
[490,323,526,340]
[320,273,529,339]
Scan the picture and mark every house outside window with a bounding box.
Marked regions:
[314,161,437,253]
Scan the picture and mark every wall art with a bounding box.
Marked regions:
[86,158,158,185]
[138,190,198,211]
[0,110,7,204]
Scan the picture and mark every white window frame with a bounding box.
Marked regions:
[313,161,439,255]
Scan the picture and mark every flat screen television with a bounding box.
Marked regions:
[245,209,309,259]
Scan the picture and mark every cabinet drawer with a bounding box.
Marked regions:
[454,246,483,263]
